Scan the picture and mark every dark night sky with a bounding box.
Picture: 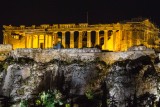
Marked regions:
[0,0,160,43]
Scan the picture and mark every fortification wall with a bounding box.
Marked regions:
[100,51,156,64]
[0,44,157,63]
[10,48,101,63]
[0,44,12,61]
[10,48,156,64]
[0,44,12,52]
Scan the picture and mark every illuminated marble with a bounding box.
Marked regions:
[3,18,159,51]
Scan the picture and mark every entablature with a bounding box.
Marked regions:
[3,21,159,33]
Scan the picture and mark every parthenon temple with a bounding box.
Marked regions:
[3,18,160,51]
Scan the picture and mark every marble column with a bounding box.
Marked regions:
[96,30,100,45]
[78,31,82,48]
[25,34,27,48]
[31,35,33,48]
[3,33,6,44]
[104,30,108,50]
[43,34,46,49]
[25,34,28,48]
[62,31,66,48]
[129,31,133,48]
[29,35,31,48]
[87,31,91,47]
[45,34,49,48]
[125,30,128,50]
[3,33,8,44]
[113,30,116,51]
[53,32,57,45]
[146,31,149,47]
[38,35,39,48]
[47,35,51,48]
[46,34,49,48]
[26,35,29,48]
[118,30,123,50]
[70,31,74,48]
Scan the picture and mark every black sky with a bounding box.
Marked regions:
[0,0,160,43]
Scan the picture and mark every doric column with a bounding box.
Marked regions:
[38,35,39,48]
[23,33,27,48]
[78,31,82,48]
[31,35,33,48]
[119,30,123,50]
[25,34,28,48]
[47,35,51,48]
[70,31,74,48]
[45,34,49,48]
[25,34,27,48]
[87,31,91,47]
[43,34,46,49]
[48,35,50,48]
[113,30,116,51]
[54,32,57,44]
[96,30,100,45]
[125,30,128,50]
[46,34,49,48]
[26,34,29,48]
[104,30,108,50]
[129,31,133,48]
[53,32,57,46]
[32,34,36,48]
[3,33,7,44]
[62,31,66,48]
[28,35,30,48]
[28,35,32,48]
[3,33,6,44]
[145,30,149,47]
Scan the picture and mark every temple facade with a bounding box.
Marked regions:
[2,18,160,51]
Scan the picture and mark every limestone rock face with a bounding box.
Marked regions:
[106,56,159,107]
[0,51,159,107]
[0,59,105,102]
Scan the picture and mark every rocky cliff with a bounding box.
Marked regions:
[0,50,160,107]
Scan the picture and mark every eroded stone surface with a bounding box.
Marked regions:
[0,50,159,107]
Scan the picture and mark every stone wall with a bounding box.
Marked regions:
[0,44,157,63]
[10,48,101,63]
[10,48,156,64]
[100,51,156,64]
[0,44,12,61]
[0,44,12,52]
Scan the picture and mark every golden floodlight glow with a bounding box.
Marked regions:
[2,19,160,51]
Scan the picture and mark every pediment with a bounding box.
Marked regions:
[143,19,156,28]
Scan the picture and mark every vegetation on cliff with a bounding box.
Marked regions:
[0,52,160,107]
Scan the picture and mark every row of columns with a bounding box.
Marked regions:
[61,30,117,50]
[26,34,55,48]
[22,30,133,51]
[61,31,93,49]
[25,30,118,50]
[4,28,157,51]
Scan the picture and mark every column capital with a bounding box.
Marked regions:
[112,30,117,32]
[53,32,57,34]
[70,31,74,33]
[62,31,66,33]
[104,30,109,33]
